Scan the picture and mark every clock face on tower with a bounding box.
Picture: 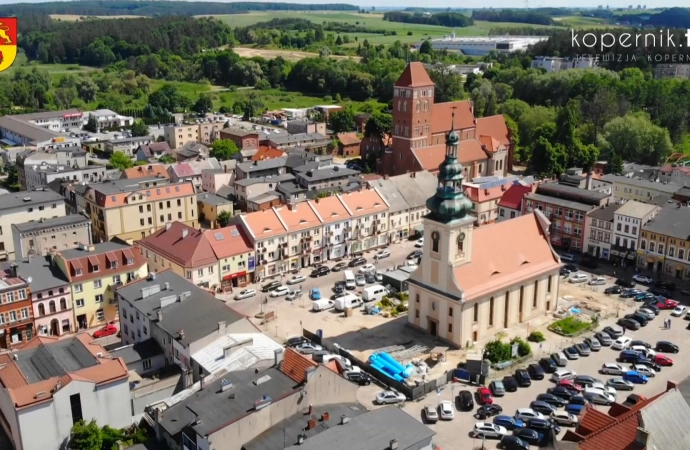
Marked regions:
[458,232,466,242]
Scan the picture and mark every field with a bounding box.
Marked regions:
[230,47,360,62]
[50,14,146,21]
[555,15,617,28]
[2,52,100,77]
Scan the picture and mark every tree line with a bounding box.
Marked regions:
[472,10,555,26]
[3,1,359,17]
[382,11,474,28]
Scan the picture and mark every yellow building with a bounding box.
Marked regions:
[602,174,682,203]
[197,193,234,229]
[638,207,690,280]
[81,177,198,243]
[55,242,148,329]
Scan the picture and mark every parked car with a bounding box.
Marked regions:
[601,363,626,375]
[515,369,532,387]
[623,371,649,384]
[630,345,656,359]
[423,405,439,423]
[439,400,454,420]
[655,280,676,291]
[583,388,615,405]
[618,318,641,330]
[473,422,508,439]
[656,340,679,353]
[615,279,636,288]
[476,404,503,419]
[619,350,643,363]
[415,238,424,248]
[477,386,494,405]
[625,313,649,326]
[500,436,530,450]
[375,390,406,404]
[527,417,561,435]
[310,266,330,278]
[285,336,308,347]
[365,273,377,284]
[261,281,281,292]
[512,428,544,446]
[632,274,653,284]
[489,380,506,397]
[287,274,306,285]
[408,250,423,260]
[564,346,580,359]
[569,273,589,283]
[672,305,687,317]
[634,292,656,302]
[375,249,391,259]
[636,308,655,319]
[286,289,303,301]
[348,257,367,267]
[603,326,624,338]
[355,274,366,286]
[234,288,257,300]
[607,378,635,391]
[588,276,607,286]
[629,364,656,378]
[528,363,545,380]
[536,393,566,408]
[583,337,602,351]
[515,408,545,422]
[270,286,290,297]
[331,262,347,272]
[574,375,600,387]
[612,336,632,350]
[551,369,576,382]
[294,342,323,354]
[604,286,622,295]
[653,354,674,366]
[359,264,377,274]
[493,415,525,431]
[558,379,582,393]
[640,302,660,314]
[649,287,672,298]
[595,332,613,346]
[93,324,118,338]
[458,390,474,410]
[547,386,574,400]
[539,358,557,373]
[551,411,579,427]
[574,343,591,356]
[656,298,678,310]
[345,371,372,386]
[503,376,519,392]
[310,288,321,300]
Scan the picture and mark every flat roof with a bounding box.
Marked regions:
[108,339,163,365]
[602,174,683,194]
[0,116,58,143]
[536,182,611,201]
[614,200,658,218]
[1,256,69,292]
[525,193,594,212]
[643,207,690,240]
[588,204,620,222]
[0,189,64,212]
[197,193,232,207]
[13,213,90,233]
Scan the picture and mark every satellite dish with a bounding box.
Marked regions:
[27,277,33,283]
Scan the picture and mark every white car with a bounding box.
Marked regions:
[415,238,424,247]
[588,277,607,286]
[551,369,576,382]
[631,346,656,358]
[359,264,377,274]
[286,289,303,301]
[600,363,626,375]
[375,390,406,404]
[632,274,653,284]
[591,382,617,398]
[569,273,589,283]
[234,288,257,300]
[294,342,323,354]
[630,364,656,377]
[286,275,306,285]
[376,249,391,259]
[612,336,632,350]
[551,411,578,426]
[270,286,290,297]
[672,306,687,317]
[473,422,507,439]
[439,400,454,420]
[515,408,545,421]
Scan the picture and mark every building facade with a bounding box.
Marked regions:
[611,201,659,265]
[638,207,690,279]
[105,136,153,157]
[164,121,224,149]
[0,264,35,348]
[497,183,533,222]
[12,214,92,259]
[583,204,618,260]
[602,174,682,203]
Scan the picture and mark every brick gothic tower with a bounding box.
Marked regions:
[385,62,436,175]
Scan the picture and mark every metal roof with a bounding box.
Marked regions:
[365,178,410,213]
[0,189,64,212]
[107,339,163,365]
[15,338,99,383]
[191,333,283,375]
[642,207,690,240]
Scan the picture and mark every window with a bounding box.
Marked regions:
[649,242,656,252]
[449,307,453,317]
[669,247,675,257]
[143,326,148,335]
[641,240,646,250]
[489,297,494,326]
[547,275,552,293]
[21,308,28,319]
[448,324,453,333]
[186,271,192,279]
[95,294,103,303]
[92,264,99,272]
[658,244,665,255]
[38,304,45,317]
[679,249,686,260]
[431,231,439,253]
[75,299,84,308]
[198,268,204,276]
[70,394,83,425]
[113,275,121,284]
[96,309,105,321]
[533,280,538,308]
[94,279,102,289]
[473,303,478,322]
[8,311,16,322]
[74,283,83,293]
[143,359,153,370]
[416,294,420,303]
[49,301,56,314]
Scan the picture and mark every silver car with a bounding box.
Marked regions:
[423,405,439,423]
[607,378,634,391]
[600,363,625,375]
[584,337,602,351]
[595,332,613,346]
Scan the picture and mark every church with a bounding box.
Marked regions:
[376,62,514,178]
[407,116,562,348]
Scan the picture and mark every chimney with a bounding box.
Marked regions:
[274,348,284,367]
[164,282,170,290]
[9,263,17,278]
[305,366,317,381]
[389,439,399,450]
[218,320,227,335]
[585,172,593,190]
[340,415,350,425]
[667,380,679,391]
[166,222,171,231]
[321,412,330,422]
[307,419,316,430]
[179,329,184,339]
[200,374,206,390]
[182,229,189,238]
[635,428,650,446]
[156,309,162,322]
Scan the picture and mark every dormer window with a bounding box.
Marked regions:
[92,265,99,272]
[127,258,133,265]
[75,268,82,276]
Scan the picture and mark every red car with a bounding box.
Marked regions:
[558,379,582,392]
[476,386,494,405]
[93,324,118,338]
[654,354,674,366]
[656,299,678,310]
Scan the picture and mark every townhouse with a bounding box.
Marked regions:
[55,242,148,329]
[602,173,683,203]
[16,147,88,189]
[201,165,235,194]
[274,201,325,268]
[233,174,295,209]
[611,200,659,265]
[0,264,35,348]
[135,141,173,162]
[174,142,209,162]
[366,176,412,243]
[208,225,255,289]
[236,157,288,180]
[389,171,438,238]
[293,165,361,192]
[497,183,533,222]
[167,158,222,190]
[335,188,390,254]
[463,176,519,226]
[0,189,67,261]
[80,177,198,242]
[310,195,354,260]
[639,206,690,279]
[218,127,268,151]
[583,204,619,260]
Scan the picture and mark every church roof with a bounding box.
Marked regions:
[453,211,560,300]
[394,62,434,88]
[432,101,475,133]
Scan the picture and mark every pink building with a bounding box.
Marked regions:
[14,256,73,337]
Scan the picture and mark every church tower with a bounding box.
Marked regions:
[413,111,475,292]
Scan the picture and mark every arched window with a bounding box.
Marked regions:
[416,100,421,113]
[38,303,45,317]
[424,100,429,111]
[432,231,440,253]
[60,298,67,310]
[397,101,401,111]
[49,300,56,314]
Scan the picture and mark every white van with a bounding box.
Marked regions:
[312,299,335,312]
[334,293,363,311]
[344,270,356,290]
[362,284,388,303]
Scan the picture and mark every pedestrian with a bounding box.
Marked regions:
[669,319,672,329]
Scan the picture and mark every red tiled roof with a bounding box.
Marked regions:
[170,163,195,178]
[412,139,488,172]
[497,184,532,209]
[476,115,511,149]
[123,164,169,180]
[279,348,317,383]
[463,184,504,203]
[137,221,217,268]
[337,132,361,146]
[577,405,616,435]
[206,225,254,259]
[58,244,147,283]
[432,100,475,134]
[252,146,285,162]
[394,62,434,87]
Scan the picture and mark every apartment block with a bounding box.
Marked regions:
[0,264,34,348]
[55,242,148,329]
[639,207,690,279]
[80,178,198,242]
[23,163,108,191]
[0,190,67,261]
[602,173,682,203]
[611,200,659,264]
[17,147,89,189]
[163,121,224,150]
[12,214,92,259]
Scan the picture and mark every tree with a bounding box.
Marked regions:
[335,35,343,45]
[130,120,149,137]
[53,87,77,109]
[217,210,232,227]
[109,151,134,171]
[607,152,624,174]
[581,87,618,143]
[76,79,98,103]
[69,420,102,450]
[84,115,99,132]
[328,109,356,134]
[210,139,239,161]
[470,79,497,117]
[159,154,176,163]
[192,95,214,115]
[419,39,432,55]
[429,68,464,103]
[599,113,674,166]
[364,112,393,139]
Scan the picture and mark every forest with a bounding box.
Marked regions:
[382,12,474,28]
[471,10,555,26]
[1,1,359,17]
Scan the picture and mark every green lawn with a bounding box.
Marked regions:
[207,87,384,111]
[555,15,618,28]
[2,52,100,77]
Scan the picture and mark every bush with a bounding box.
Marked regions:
[380,297,391,307]
[396,302,408,313]
[511,337,532,357]
[528,331,546,343]
[550,316,592,336]
[484,339,512,363]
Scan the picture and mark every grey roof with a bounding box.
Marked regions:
[366,178,410,213]
[13,213,90,233]
[588,204,620,221]
[602,174,683,194]
[676,187,690,197]
[1,256,69,292]
[108,339,163,365]
[15,337,99,383]
[525,193,594,212]
[296,166,360,183]
[138,142,172,157]
[237,157,288,173]
[285,406,435,450]
[244,403,368,450]
[108,136,152,145]
[159,367,297,438]
[0,189,64,211]
[268,133,327,146]
[221,127,265,138]
[277,182,307,194]
[10,109,82,122]
[641,388,690,450]
[59,241,133,260]
[197,193,232,207]
[0,116,59,142]
[614,200,658,218]
[176,143,208,158]
[117,270,245,346]
[248,191,280,204]
[28,164,103,175]
[87,177,181,195]
[536,182,611,202]
[235,174,295,187]
[216,185,233,199]
[285,148,332,169]
[642,207,690,240]
[389,171,438,208]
